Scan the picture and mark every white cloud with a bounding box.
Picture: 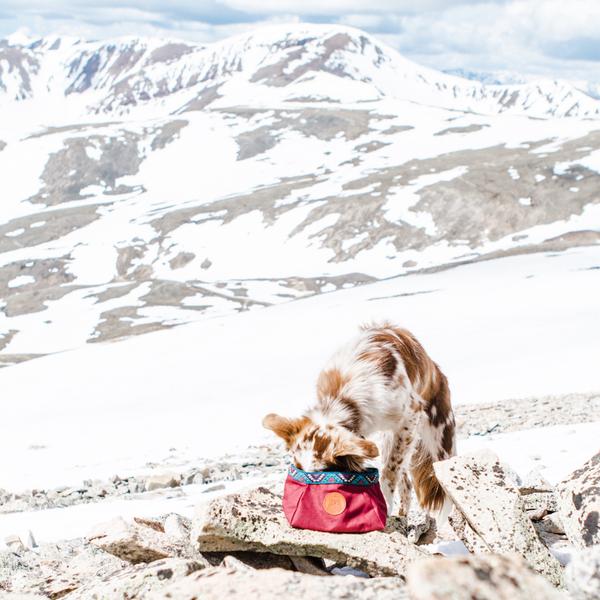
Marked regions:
[0,0,599,82]
[221,0,488,14]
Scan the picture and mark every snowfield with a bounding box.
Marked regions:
[1,24,600,363]
[1,247,599,496]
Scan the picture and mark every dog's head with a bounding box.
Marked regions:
[262,413,379,472]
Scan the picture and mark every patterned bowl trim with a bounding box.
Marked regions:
[288,464,379,486]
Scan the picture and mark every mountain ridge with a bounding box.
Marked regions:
[2,24,600,120]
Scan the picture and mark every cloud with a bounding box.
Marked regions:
[0,0,599,82]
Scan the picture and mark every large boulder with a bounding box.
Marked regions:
[407,553,564,600]
[64,557,206,599]
[557,451,600,548]
[148,566,408,599]
[87,516,195,564]
[433,450,563,587]
[565,545,600,600]
[192,486,426,578]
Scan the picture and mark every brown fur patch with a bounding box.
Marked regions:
[316,368,349,400]
[358,346,397,379]
[338,395,361,431]
[442,420,455,456]
[424,368,452,428]
[411,442,447,512]
[332,437,379,472]
[262,414,312,448]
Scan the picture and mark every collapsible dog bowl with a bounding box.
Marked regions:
[282,465,387,533]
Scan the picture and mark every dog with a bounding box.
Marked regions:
[263,322,455,517]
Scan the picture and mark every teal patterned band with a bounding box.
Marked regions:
[288,464,379,486]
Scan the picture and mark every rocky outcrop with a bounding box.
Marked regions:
[557,451,600,548]
[65,558,206,599]
[566,545,600,600]
[8,439,595,597]
[145,472,181,492]
[406,553,564,600]
[148,566,408,600]
[192,486,426,578]
[433,449,564,586]
[0,539,126,597]
[87,516,199,564]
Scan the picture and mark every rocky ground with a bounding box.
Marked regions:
[1,391,599,598]
[1,442,599,599]
[1,391,598,515]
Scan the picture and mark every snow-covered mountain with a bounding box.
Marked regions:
[3,25,600,119]
[1,23,599,365]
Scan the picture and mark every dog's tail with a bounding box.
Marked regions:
[411,441,448,514]
[412,364,456,518]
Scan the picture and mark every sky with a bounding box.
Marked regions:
[1,0,600,83]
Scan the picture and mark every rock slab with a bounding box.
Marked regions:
[192,486,426,578]
[65,557,206,599]
[88,517,193,564]
[148,566,408,600]
[565,545,600,600]
[407,553,564,600]
[433,449,563,587]
[557,450,600,548]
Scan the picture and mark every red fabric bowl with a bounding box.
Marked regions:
[282,465,387,533]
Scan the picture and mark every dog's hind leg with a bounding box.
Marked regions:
[380,408,421,516]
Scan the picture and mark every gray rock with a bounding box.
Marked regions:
[407,553,565,600]
[0,538,126,597]
[87,517,190,564]
[192,486,426,578]
[0,594,46,599]
[164,513,190,541]
[145,472,181,492]
[148,566,408,599]
[202,483,226,493]
[219,555,255,571]
[434,450,563,587]
[522,490,559,513]
[520,469,554,492]
[65,557,207,599]
[288,556,330,576]
[4,535,25,552]
[539,512,566,535]
[557,451,600,548]
[566,545,600,600]
[205,551,295,571]
[447,507,489,554]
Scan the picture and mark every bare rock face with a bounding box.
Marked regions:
[0,539,126,597]
[407,553,564,600]
[192,486,426,578]
[148,566,408,600]
[87,516,198,564]
[566,545,600,600]
[145,472,182,492]
[557,451,600,548]
[64,557,206,599]
[433,450,564,587]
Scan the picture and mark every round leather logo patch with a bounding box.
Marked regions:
[322,491,346,515]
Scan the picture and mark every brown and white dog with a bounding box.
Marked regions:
[263,322,455,517]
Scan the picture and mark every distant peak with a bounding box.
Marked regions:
[6,28,37,47]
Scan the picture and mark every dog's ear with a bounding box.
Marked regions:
[334,436,379,460]
[262,413,309,447]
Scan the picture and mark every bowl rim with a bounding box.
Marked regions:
[287,464,380,485]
